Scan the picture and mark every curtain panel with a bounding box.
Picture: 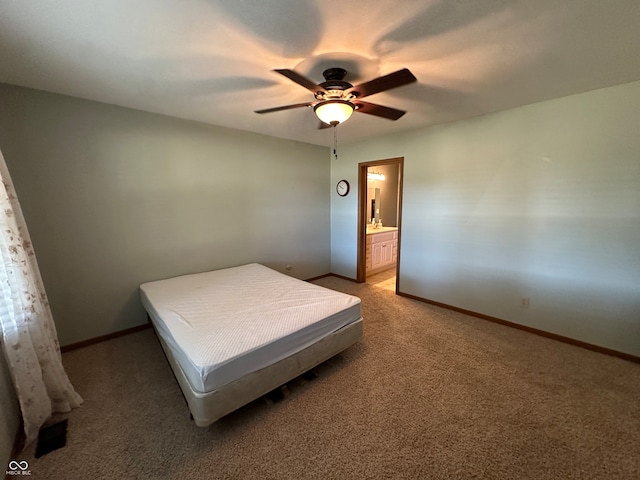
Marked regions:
[0,148,82,446]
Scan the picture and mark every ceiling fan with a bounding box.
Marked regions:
[255,67,417,127]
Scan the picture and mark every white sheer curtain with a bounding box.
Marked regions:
[0,148,82,446]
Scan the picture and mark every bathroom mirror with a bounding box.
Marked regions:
[368,187,381,223]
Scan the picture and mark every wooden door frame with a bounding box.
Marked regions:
[356,157,404,290]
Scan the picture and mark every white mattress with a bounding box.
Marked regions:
[139,263,362,394]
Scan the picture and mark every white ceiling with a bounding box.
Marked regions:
[1,0,639,147]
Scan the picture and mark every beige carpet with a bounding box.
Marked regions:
[17,276,640,479]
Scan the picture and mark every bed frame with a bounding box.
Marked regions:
[153,318,363,426]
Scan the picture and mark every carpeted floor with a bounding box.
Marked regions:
[17,276,640,479]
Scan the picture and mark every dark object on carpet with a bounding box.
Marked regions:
[301,370,318,381]
[264,387,285,403]
[35,419,68,458]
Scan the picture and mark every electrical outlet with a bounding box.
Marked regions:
[285,265,293,271]
[520,297,530,309]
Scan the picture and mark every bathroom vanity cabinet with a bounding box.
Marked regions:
[365,228,398,275]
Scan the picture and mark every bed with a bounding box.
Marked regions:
[139,263,363,426]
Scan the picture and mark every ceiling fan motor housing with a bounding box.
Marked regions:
[318,67,353,97]
[322,68,347,81]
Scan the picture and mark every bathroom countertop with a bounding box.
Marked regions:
[366,226,398,235]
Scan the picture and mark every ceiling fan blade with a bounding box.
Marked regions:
[254,102,313,114]
[347,68,417,98]
[274,69,326,95]
[353,101,407,120]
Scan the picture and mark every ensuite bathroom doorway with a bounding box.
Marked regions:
[356,157,404,293]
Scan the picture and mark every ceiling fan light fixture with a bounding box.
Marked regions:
[314,100,354,126]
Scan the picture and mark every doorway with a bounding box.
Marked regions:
[356,157,404,292]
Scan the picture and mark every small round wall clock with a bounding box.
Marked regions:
[336,179,350,197]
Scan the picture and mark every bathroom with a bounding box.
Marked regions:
[365,161,401,290]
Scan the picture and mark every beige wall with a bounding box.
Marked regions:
[0,83,331,346]
[331,80,640,356]
[377,163,399,228]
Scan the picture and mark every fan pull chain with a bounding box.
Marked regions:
[333,125,338,160]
